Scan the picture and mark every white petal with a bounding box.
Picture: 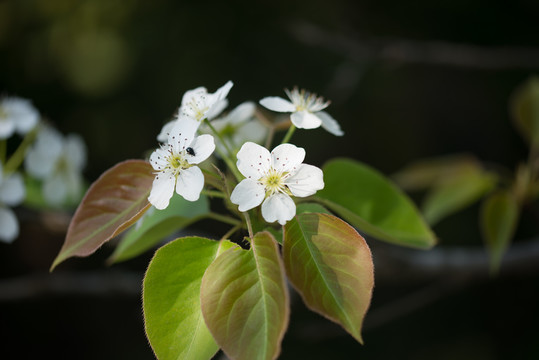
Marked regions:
[290,110,322,129]
[205,99,228,120]
[35,126,63,156]
[176,166,204,201]
[2,97,39,135]
[317,111,344,136]
[0,172,25,206]
[259,97,296,112]
[271,143,305,173]
[149,147,169,171]
[0,118,15,139]
[168,120,197,153]
[148,174,176,210]
[285,164,324,197]
[234,119,267,146]
[62,169,84,202]
[0,207,18,243]
[43,172,67,205]
[261,193,296,225]
[25,126,62,178]
[214,81,233,102]
[236,142,272,180]
[230,179,265,211]
[181,87,207,107]
[225,101,256,126]
[25,149,54,178]
[157,120,176,143]
[65,134,87,170]
[187,134,215,164]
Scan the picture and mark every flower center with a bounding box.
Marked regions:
[260,168,288,196]
[186,97,209,121]
[165,151,191,177]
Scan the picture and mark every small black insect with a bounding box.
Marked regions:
[186,147,195,156]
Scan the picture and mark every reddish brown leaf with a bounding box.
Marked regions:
[51,160,154,270]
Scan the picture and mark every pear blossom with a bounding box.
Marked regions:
[199,101,267,154]
[230,142,324,225]
[149,122,215,210]
[25,125,86,206]
[0,163,25,243]
[0,97,39,139]
[259,87,343,136]
[157,81,233,142]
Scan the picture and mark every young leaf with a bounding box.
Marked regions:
[143,237,236,360]
[480,190,519,273]
[510,77,539,147]
[108,194,210,263]
[201,232,289,360]
[50,160,154,271]
[316,158,436,249]
[283,213,374,344]
[422,166,496,225]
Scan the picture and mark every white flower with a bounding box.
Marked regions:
[230,142,324,225]
[25,125,86,206]
[259,87,343,136]
[157,81,234,142]
[148,122,215,209]
[0,97,39,139]
[0,163,25,243]
[200,101,267,154]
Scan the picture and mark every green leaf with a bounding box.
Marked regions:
[316,158,436,249]
[50,160,154,271]
[283,213,374,344]
[422,166,496,225]
[392,154,482,191]
[109,194,210,263]
[201,232,289,360]
[480,190,519,273]
[511,76,539,147]
[296,202,332,215]
[143,237,236,360]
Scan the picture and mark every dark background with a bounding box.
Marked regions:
[1,0,539,359]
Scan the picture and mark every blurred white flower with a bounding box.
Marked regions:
[0,97,39,139]
[0,163,25,243]
[25,126,87,206]
[157,81,233,142]
[230,142,324,225]
[200,101,267,155]
[149,122,215,209]
[259,87,343,136]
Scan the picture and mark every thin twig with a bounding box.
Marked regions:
[289,21,539,70]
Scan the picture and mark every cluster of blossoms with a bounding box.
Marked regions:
[0,96,87,243]
[148,82,342,225]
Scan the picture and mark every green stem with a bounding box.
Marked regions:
[265,125,275,149]
[4,127,38,174]
[206,212,242,226]
[220,224,242,241]
[201,189,226,198]
[243,212,254,239]
[281,124,296,144]
[203,118,243,182]
[0,139,6,164]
